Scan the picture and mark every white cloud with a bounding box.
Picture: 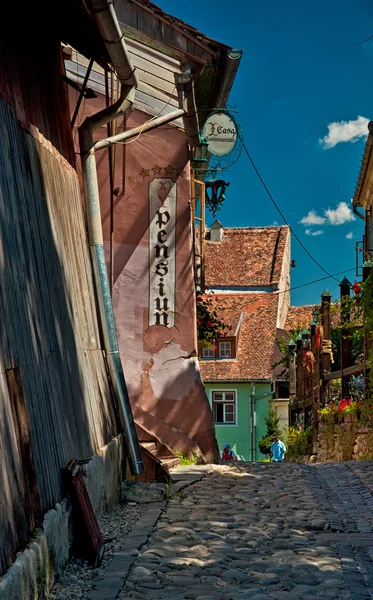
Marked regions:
[305,228,324,236]
[346,231,353,239]
[300,210,326,226]
[325,202,355,225]
[319,115,369,149]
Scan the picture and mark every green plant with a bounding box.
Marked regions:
[285,426,312,457]
[174,451,199,466]
[196,293,228,348]
[318,398,362,423]
[359,399,373,425]
[339,428,356,461]
[258,404,281,455]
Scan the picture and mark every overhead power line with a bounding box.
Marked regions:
[276,267,357,296]
[240,141,339,282]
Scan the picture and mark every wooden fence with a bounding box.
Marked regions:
[0,95,119,575]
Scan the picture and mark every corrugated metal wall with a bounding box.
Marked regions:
[0,46,119,575]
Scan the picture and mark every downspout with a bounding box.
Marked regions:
[80,0,143,474]
[250,386,255,461]
[251,388,275,462]
[353,206,366,221]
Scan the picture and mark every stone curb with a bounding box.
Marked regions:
[89,474,208,600]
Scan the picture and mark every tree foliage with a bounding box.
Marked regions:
[258,404,281,456]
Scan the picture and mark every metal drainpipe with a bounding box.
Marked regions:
[80,0,143,475]
[353,205,366,221]
[79,98,145,476]
[250,386,255,461]
[251,389,275,462]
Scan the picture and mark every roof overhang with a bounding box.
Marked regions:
[353,121,373,210]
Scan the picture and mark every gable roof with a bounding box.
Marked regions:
[199,293,280,382]
[205,226,290,288]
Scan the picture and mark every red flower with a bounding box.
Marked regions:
[207,320,212,327]
[213,345,217,350]
[353,281,361,295]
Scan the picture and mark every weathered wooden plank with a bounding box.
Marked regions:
[6,366,42,529]
[323,362,368,381]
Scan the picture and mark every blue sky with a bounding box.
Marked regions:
[159,0,373,305]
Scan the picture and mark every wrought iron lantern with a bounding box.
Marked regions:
[191,134,209,168]
[288,338,296,355]
[301,328,310,348]
[205,180,230,217]
[321,289,332,300]
[310,307,319,326]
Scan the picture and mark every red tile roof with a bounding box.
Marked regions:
[199,293,279,381]
[205,226,290,288]
[285,305,317,331]
[285,304,341,331]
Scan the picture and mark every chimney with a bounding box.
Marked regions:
[210,220,224,242]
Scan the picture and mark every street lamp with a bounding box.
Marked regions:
[363,258,373,280]
[321,289,332,300]
[310,307,319,327]
[288,338,296,355]
[205,180,230,217]
[191,134,209,169]
[301,328,310,348]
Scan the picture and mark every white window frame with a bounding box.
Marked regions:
[202,346,215,358]
[211,390,237,425]
[219,341,232,358]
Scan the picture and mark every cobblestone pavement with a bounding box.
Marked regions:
[92,462,373,600]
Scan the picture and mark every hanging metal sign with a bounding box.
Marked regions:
[202,111,238,157]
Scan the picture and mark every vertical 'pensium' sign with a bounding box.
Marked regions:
[149,178,176,327]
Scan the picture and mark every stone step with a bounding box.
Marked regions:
[140,441,157,455]
[161,456,181,471]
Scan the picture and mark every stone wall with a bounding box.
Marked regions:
[318,422,373,462]
[0,435,125,600]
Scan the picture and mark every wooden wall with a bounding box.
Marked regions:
[0,34,118,576]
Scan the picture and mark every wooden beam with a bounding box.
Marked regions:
[323,361,369,381]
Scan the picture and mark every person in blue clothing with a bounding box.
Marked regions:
[270,434,286,462]
[221,443,237,462]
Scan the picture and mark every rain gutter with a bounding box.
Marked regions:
[215,50,243,109]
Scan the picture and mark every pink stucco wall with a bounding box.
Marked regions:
[73,93,218,461]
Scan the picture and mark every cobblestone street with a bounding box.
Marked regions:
[91,462,373,600]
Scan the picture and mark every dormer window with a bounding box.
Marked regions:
[202,346,215,359]
[219,341,231,358]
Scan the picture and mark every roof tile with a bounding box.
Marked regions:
[199,293,279,381]
[205,226,289,288]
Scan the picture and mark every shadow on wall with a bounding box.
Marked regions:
[0,93,117,575]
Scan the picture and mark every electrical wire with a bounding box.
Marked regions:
[115,85,178,146]
[275,266,357,296]
[240,140,339,282]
